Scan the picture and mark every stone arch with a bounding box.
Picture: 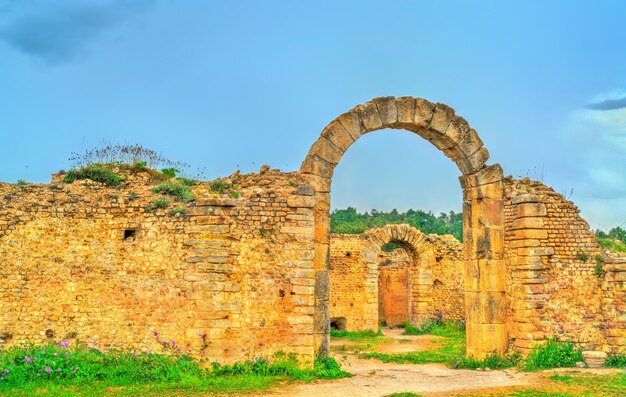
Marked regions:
[301,96,506,359]
[362,224,438,324]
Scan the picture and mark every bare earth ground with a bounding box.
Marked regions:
[252,328,622,397]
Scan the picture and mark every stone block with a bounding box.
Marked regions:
[356,101,383,132]
[460,164,504,189]
[517,247,554,256]
[335,110,363,140]
[287,195,316,208]
[457,128,484,158]
[465,291,506,323]
[320,120,355,151]
[414,98,435,128]
[455,147,490,175]
[300,155,334,178]
[511,194,540,205]
[429,103,456,133]
[511,217,545,230]
[395,96,416,125]
[511,229,548,240]
[308,137,343,165]
[463,181,504,201]
[516,203,547,218]
[296,185,315,196]
[372,96,398,126]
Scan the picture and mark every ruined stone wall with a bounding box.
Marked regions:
[329,230,465,331]
[504,177,626,355]
[0,169,319,363]
[428,235,465,321]
[328,234,378,331]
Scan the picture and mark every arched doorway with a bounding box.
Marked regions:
[301,96,506,359]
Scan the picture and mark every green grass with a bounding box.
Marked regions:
[522,339,583,371]
[330,329,381,340]
[151,183,195,202]
[0,342,350,396]
[361,325,465,365]
[63,165,124,187]
[606,354,626,368]
[597,236,626,253]
[384,393,423,397]
[404,319,465,337]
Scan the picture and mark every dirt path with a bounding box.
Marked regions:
[263,357,534,396]
[255,329,621,397]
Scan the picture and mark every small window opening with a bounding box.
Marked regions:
[124,229,138,242]
[345,252,352,257]
[330,317,347,331]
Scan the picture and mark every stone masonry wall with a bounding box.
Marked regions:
[328,234,377,331]
[504,177,626,355]
[329,231,465,331]
[0,168,319,363]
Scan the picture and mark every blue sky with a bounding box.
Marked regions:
[1,0,625,229]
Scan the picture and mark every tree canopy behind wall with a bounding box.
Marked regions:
[330,207,463,241]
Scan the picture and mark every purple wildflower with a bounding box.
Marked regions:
[171,340,176,347]
[24,356,31,363]
[57,368,62,372]
[60,340,69,349]
[45,367,51,373]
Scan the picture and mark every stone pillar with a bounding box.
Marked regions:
[460,164,507,358]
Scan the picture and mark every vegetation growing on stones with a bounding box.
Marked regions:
[210,179,231,194]
[146,198,170,212]
[63,165,124,187]
[169,206,186,217]
[151,183,195,202]
[68,144,189,172]
[595,226,626,253]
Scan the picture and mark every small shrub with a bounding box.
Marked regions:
[169,206,186,217]
[575,251,590,262]
[594,255,605,277]
[151,183,195,202]
[210,179,230,194]
[127,192,139,201]
[230,191,240,199]
[312,355,350,379]
[133,161,147,170]
[16,179,26,185]
[177,177,198,186]
[161,168,179,178]
[523,338,583,371]
[63,165,123,187]
[146,198,170,212]
[606,354,626,368]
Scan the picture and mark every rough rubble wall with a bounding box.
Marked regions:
[328,234,378,331]
[504,177,626,354]
[429,235,465,321]
[329,230,465,331]
[0,170,319,363]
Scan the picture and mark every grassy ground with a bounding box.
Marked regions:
[0,341,349,396]
[359,325,465,365]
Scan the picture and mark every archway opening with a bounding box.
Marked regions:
[301,96,506,359]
